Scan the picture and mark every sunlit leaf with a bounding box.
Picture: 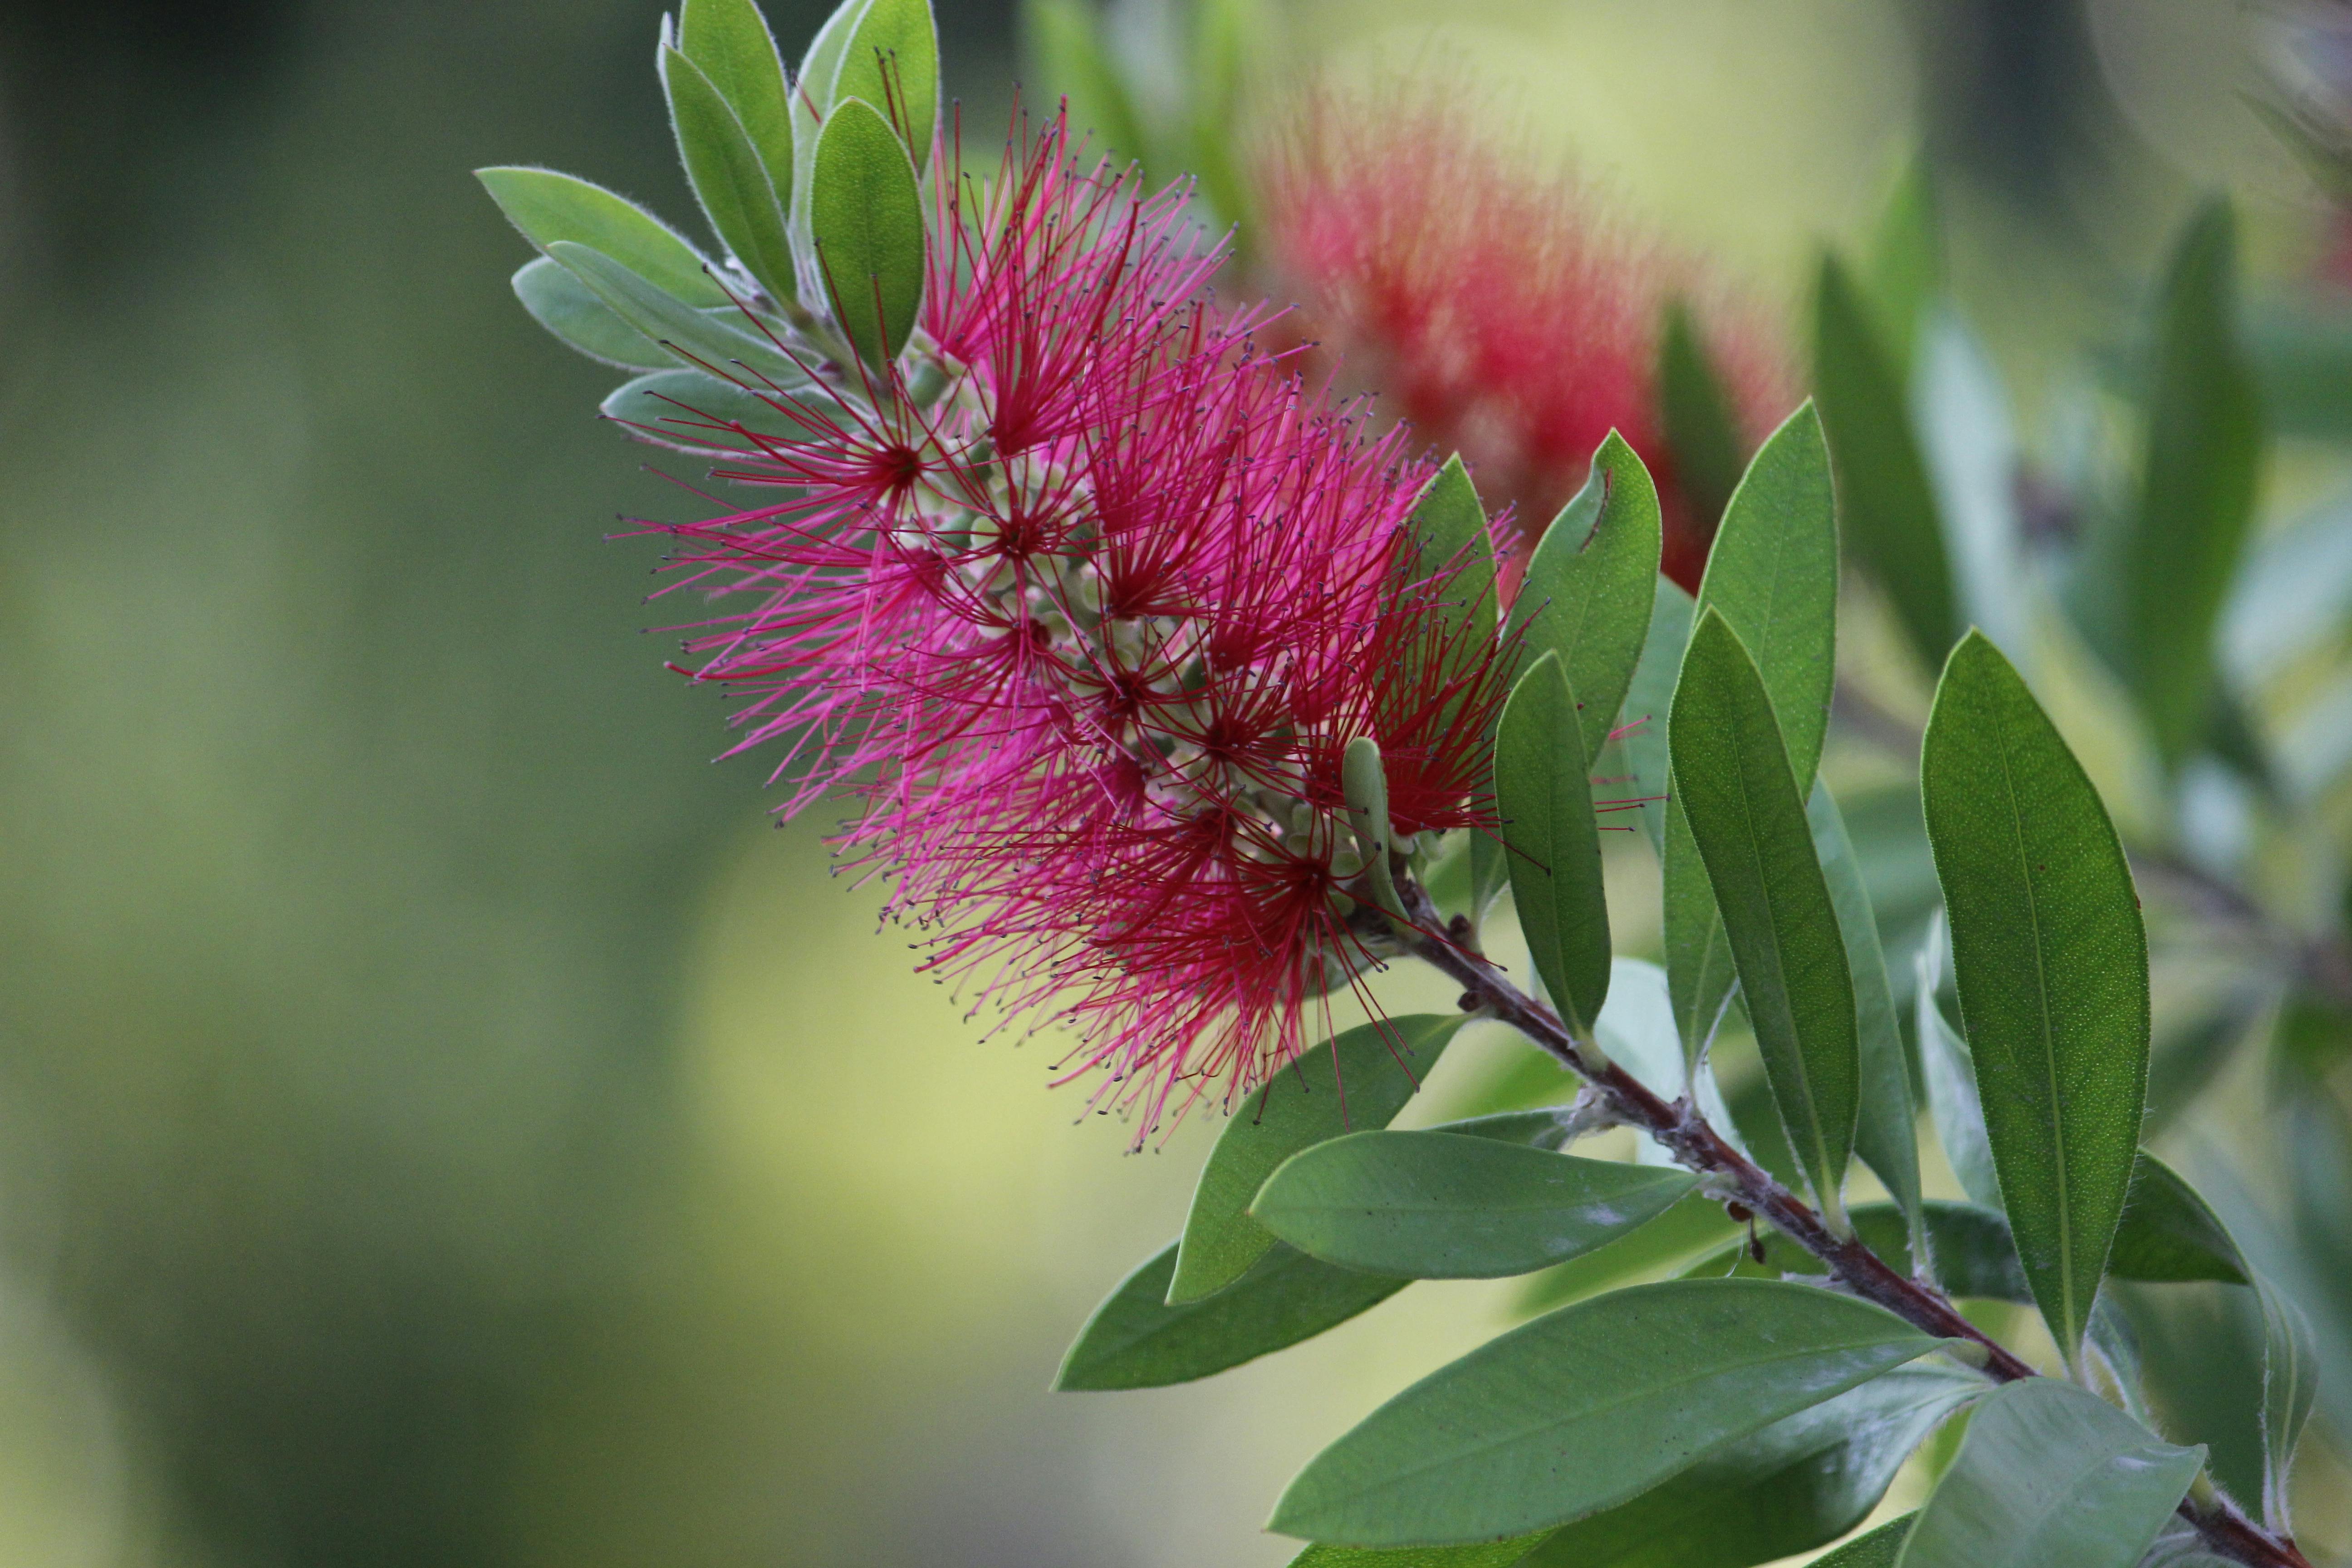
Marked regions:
[676,0,796,209]
[1617,575,1693,855]
[1897,1379,2202,1568]
[1287,1535,1550,1568]
[1671,611,1859,1215]
[661,42,797,306]
[1498,652,1611,1035]
[1922,632,2149,1364]
[477,166,728,306]
[1168,1015,1467,1303]
[1251,1131,1695,1279]
[827,0,940,168]
[1811,1515,1915,1568]
[1266,1279,1943,1546]
[1055,1240,1406,1391]
[808,96,926,371]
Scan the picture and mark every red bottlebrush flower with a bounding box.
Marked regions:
[1258,80,1789,592]
[645,109,1514,1137]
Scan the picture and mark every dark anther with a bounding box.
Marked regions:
[1723,1201,1751,1224]
[1746,1221,1767,1266]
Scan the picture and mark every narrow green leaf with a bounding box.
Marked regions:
[1517,1364,1980,1568]
[1403,454,1500,729]
[1619,576,1693,855]
[1467,831,1510,930]
[1187,0,1258,233]
[1671,611,1860,1216]
[1169,1015,1467,1303]
[808,96,926,371]
[1811,1516,1915,1568]
[1865,152,1940,369]
[510,256,670,369]
[1266,1278,1944,1546]
[1913,923,2000,1210]
[544,241,799,380]
[1288,1536,1549,1568]
[1251,1132,1695,1279]
[1498,652,1611,1035]
[1657,299,1747,538]
[1512,1191,1740,1318]
[1666,403,1840,1059]
[677,0,796,208]
[1896,1379,2203,1568]
[1913,309,2027,659]
[1921,631,2150,1364]
[2111,1155,2249,1286]
[478,167,728,306]
[1505,432,1664,759]
[2258,1275,2318,1534]
[1815,251,1959,668]
[828,0,940,167]
[1022,0,1156,176]
[601,368,832,455]
[662,43,797,306]
[1055,1240,1406,1391]
[2123,197,2263,766]
[1810,781,1923,1259]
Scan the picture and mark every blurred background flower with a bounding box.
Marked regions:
[5,1,2352,1565]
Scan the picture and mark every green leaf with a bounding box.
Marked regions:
[1666,404,1839,1060]
[789,0,865,243]
[1287,1536,1550,1568]
[1467,831,1510,931]
[1865,153,1940,369]
[1187,0,1259,233]
[1498,652,1611,1035]
[808,96,926,372]
[1671,610,1860,1216]
[1055,1240,1406,1391]
[510,256,671,370]
[827,0,940,168]
[1619,576,1694,855]
[1814,251,1958,669]
[2258,1275,2317,1534]
[1689,1200,2028,1302]
[1402,454,1500,734]
[1512,1191,1741,1318]
[1921,631,2150,1365]
[1250,1132,1695,1279]
[676,0,796,210]
[1913,309,2027,659]
[662,42,797,307]
[1811,1515,1915,1568]
[1266,1278,1945,1547]
[2111,1154,2249,1286]
[1657,299,1747,537]
[1169,1015,1467,1303]
[1021,0,1156,176]
[1517,1363,1980,1568]
[600,368,832,455]
[1912,924,2000,1210]
[1896,1379,2203,1568]
[544,241,800,380]
[476,166,727,307]
[1505,432,1663,759]
[2122,197,2263,767]
[1810,782,1923,1259]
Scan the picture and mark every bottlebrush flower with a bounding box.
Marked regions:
[1258,80,1788,591]
[644,109,1515,1136]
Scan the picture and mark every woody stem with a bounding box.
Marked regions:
[1392,877,2312,1568]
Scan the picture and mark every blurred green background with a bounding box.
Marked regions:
[0,3,2336,1565]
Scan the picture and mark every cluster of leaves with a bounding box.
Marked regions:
[1055,394,2315,1563]
[478,0,936,446]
